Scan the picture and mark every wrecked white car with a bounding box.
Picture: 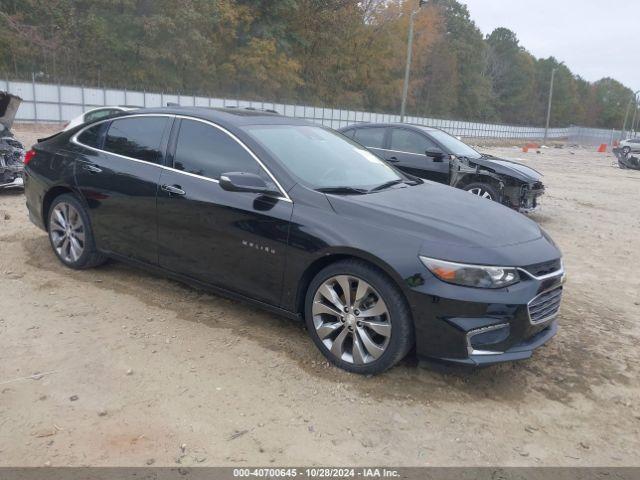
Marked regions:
[0,91,25,190]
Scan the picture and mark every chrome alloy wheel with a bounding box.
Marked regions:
[468,187,493,200]
[312,275,391,365]
[49,202,86,263]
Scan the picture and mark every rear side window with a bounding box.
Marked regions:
[173,119,263,180]
[390,128,437,155]
[77,122,109,149]
[104,117,169,164]
[353,127,386,148]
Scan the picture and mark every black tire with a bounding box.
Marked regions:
[47,193,107,269]
[463,182,500,202]
[622,146,631,155]
[304,259,414,375]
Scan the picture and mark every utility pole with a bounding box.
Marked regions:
[630,94,639,137]
[400,0,427,123]
[621,90,640,139]
[543,68,556,145]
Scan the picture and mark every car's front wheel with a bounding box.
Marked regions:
[622,146,631,155]
[48,194,107,269]
[305,260,413,375]
[464,182,499,202]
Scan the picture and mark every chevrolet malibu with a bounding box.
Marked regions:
[23,108,564,374]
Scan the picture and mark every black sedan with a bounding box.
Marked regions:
[23,108,564,374]
[339,123,545,213]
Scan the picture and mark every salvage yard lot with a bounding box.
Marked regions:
[1,125,639,466]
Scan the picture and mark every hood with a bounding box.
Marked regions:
[0,92,22,131]
[469,155,543,183]
[326,181,559,265]
[328,181,542,248]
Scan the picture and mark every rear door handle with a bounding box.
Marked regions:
[161,184,186,196]
[387,156,399,163]
[83,164,102,173]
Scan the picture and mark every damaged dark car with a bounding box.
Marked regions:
[613,146,640,170]
[339,123,545,213]
[0,92,25,190]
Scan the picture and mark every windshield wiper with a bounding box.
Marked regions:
[368,179,406,192]
[316,186,369,195]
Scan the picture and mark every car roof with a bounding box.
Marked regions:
[119,106,313,128]
[339,122,441,132]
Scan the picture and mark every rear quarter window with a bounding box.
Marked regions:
[103,117,169,164]
[353,127,386,149]
[77,122,109,149]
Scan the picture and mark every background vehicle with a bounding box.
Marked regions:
[340,123,545,213]
[0,91,25,190]
[619,137,640,155]
[614,146,640,170]
[62,106,136,131]
[23,108,563,374]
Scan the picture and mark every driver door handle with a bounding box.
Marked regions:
[83,164,102,173]
[161,184,186,196]
[387,156,399,163]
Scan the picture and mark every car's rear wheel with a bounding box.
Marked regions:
[48,194,107,269]
[305,260,413,375]
[622,146,631,155]
[464,182,499,202]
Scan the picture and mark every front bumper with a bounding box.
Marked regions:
[505,182,544,213]
[407,261,564,366]
[0,174,23,189]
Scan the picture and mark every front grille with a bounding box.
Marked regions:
[523,258,562,277]
[528,287,562,324]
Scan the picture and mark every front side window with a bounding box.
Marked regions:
[425,129,481,159]
[353,127,386,149]
[390,129,437,155]
[77,122,109,149]
[245,125,402,190]
[173,119,263,180]
[103,117,169,164]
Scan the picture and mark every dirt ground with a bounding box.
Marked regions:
[1,125,639,467]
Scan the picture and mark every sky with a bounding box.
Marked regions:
[460,0,639,91]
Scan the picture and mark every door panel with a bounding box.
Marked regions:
[72,115,171,264]
[157,169,292,305]
[157,118,292,306]
[74,149,162,264]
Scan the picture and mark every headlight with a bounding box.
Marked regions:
[419,256,520,289]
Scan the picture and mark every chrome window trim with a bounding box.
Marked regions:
[71,113,292,203]
[373,147,427,157]
[466,323,509,356]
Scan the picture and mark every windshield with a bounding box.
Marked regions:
[244,125,403,190]
[425,129,481,159]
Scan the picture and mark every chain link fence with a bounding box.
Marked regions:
[1,78,624,145]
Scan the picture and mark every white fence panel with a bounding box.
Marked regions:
[2,78,624,143]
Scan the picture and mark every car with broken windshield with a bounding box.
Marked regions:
[23,107,564,374]
[340,123,545,213]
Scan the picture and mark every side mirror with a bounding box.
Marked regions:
[425,148,445,159]
[424,147,446,162]
[219,172,279,196]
